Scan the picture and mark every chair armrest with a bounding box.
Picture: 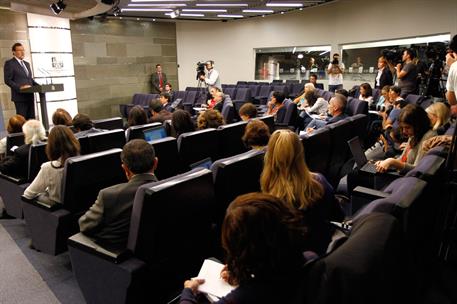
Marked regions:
[0,172,26,184]
[68,232,132,264]
[351,186,390,214]
[21,195,62,211]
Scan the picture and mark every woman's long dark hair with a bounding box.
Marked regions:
[222,193,307,286]
[399,104,431,147]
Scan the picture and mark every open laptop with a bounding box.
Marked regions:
[347,136,378,174]
[143,126,167,143]
[189,157,213,170]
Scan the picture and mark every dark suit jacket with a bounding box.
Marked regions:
[151,72,168,94]
[0,143,31,178]
[78,173,158,251]
[375,68,393,89]
[4,58,37,103]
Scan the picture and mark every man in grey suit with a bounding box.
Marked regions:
[78,139,159,251]
[3,43,38,119]
[151,63,167,94]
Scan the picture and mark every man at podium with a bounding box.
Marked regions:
[4,42,38,119]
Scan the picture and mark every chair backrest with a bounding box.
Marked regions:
[236,81,248,86]
[87,129,126,153]
[27,142,48,181]
[348,114,369,147]
[322,91,334,102]
[177,128,219,168]
[132,93,159,106]
[347,97,368,116]
[92,117,123,130]
[372,88,380,103]
[327,118,353,187]
[290,83,304,96]
[221,101,235,124]
[211,149,265,222]
[248,85,260,98]
[285,79,300,84]
[149,136,181,180]
[234,87,252,102]
[182,90,198,105]
[273,85,289,97]
[405,94,425,105]
[224,87,237,99]
[405,154,446,180]
[6,132,24,156]
[128,168,215,293]
[172,90,186,102]
[308,212,406,304]
[126,122,162,141]
[257,85,272,98]
[257,115,275,133]
[276,99,297,126]
[217,121,248,159]
[61,148,127,213]
[315,83,324,90]
[272,79,283,84]
[301,127,331,175]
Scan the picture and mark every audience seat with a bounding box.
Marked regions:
[119,93,158,118]
[125,123,162,142]
[347,97,369,116]
[221,100,235,123]
[301,212,408,304]
[22,148,126,255]
[216,121,248,159]
[149,137,181,180]
[93,117,124,130]
[257,115,275,133]
[68,168,216,304]
[254,85,272,104]
[275,99,298,128]
[0,142,47,218]
[327,118,353,187]
[177,129,219,168]
[5,132,24,156]
[301,126,331,176]
[211,149,265,223]
[79,129,126,155]
[405,94,425,105]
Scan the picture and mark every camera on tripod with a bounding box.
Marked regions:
[196,61,206,80]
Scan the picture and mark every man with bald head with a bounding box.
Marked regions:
[305,93,348,133]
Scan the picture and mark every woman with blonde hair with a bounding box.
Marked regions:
[425,102,451,135]
[260,129,344,254]
[0,119,46,178]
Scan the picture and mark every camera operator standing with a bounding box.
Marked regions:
[327,53,345,92]
[395,48,418,97]
[199,60,221,91]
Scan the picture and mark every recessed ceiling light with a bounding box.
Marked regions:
[262,15,265,17]
[136,18,140,20]
[217,14,243,18]
[152,18,156,21]
[299,8,303,10]
[131,0,191,2]
[121,8,172,12]
[243,9,274,13]
[196,3,248,7]
[267,3,304,7]
[182,9,227,12]
[280,11,285,14]
[128,3,187,6]
[180,13,205,16]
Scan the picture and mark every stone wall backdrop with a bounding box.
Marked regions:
[71,18,178,119]
[0,9,30,129]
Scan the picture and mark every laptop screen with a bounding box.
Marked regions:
[143,127,167,142]
[347,136,368,169]
[189,157,213,170]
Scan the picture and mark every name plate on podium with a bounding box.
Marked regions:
[21,84,64,94]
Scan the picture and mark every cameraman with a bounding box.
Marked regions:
[446,34,457,106]
[327,53,345,92]
[395,48,418,97]
[199,60,221,91]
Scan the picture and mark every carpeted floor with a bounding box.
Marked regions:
[0,218,85,304]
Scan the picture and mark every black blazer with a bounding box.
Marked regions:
[3,58,37,103]
[0,143,30,178]
[375,68,393,89]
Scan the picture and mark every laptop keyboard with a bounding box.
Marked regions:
[362,162,378,174]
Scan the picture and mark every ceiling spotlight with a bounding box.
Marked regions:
[50,0,66,15]
[113,6,121,16]
[169,9,180,18]
[297,54,304,59]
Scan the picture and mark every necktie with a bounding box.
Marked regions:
[20,60,29,76]
[159,73,163,87]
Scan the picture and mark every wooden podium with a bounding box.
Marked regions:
[21,84,64,130]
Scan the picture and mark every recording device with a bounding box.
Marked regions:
[331,58,339,65]
[381,48,403,65]
[196,61,206,80]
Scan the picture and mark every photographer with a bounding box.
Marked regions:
[446,34,457,106]
[327,53,345,92]
[199,60,221,91]
[395,48,418,97]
